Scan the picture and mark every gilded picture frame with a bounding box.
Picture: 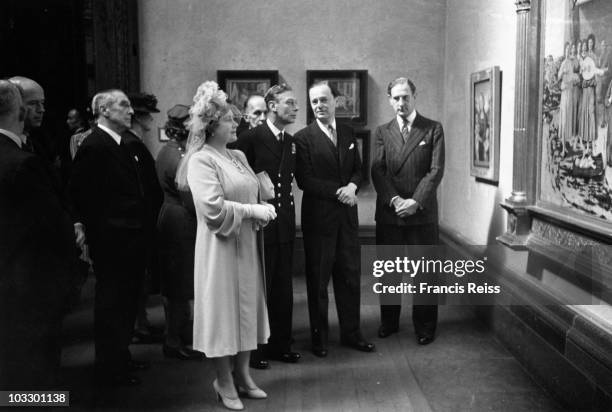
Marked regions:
[470,66,501,183]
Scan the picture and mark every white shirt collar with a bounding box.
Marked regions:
[0,128,23,148]
[266,118,284,140]
[316,119,337,139]
[397,110,416,129]
[98,123,123,145]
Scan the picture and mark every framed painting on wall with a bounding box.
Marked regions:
[538,0,612,224]
[217,70,279,111]
[469,66,501,183]
[306,70,368,125]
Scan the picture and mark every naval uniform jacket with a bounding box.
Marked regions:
[234,122,296,245]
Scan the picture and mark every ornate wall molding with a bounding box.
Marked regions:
[515,0,531,13]
[531,219,612,267]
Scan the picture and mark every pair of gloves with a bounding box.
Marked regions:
[246,202,277,230]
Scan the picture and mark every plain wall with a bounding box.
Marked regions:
[440,0,516,245]
[138,0,447,226]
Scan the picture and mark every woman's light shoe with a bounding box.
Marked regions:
[236,384,267,399]
[213,379,244,410]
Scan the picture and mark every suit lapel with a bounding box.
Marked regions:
[96,127,136,174]
[260,123,282,160]
[393,113,427,172]
[387,119,405,152]
[336,125,350,167]
[310,122,338,165]
[0,132,21,150]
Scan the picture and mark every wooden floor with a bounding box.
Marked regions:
[57,275,565,411]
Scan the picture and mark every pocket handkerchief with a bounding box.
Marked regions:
[349,143,355,150]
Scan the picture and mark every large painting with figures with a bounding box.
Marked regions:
[540,0,612,221]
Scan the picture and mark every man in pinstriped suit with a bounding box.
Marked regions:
[371,77,445,345]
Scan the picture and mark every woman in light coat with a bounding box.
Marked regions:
[175,81,275,411]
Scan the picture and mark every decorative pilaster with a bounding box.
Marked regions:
[498,0,538,249]
[92,0,139,93]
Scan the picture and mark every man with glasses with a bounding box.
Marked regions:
[234,84,301,369]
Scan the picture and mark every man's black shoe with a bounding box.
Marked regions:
[311,347,328,357]
[267,351,301,363]
[163,344,205,360]
[378,325,399,338]
[249,358,270,369]
[417,335,435,345]
[341,335,376,352]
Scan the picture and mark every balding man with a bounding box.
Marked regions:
[8,77,49,156]
[9,76,86,248]
[70,89,160,386]
[0,80,78,389]
[295,81,374,357]
[236,94,268,137]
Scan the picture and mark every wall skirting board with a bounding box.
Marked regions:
[439,224,612,411]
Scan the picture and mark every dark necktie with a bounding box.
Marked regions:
[401,118,410,143]
[328,125,337,147]
[279,130,284,142]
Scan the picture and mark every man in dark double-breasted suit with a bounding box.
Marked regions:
[70,89,162,386]
[371,77,445,345]
[234,85,301,368]
[0,80,78,390]
[295,81,375,357]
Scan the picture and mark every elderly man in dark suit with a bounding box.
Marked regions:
[371,77,445,345]
[234,84,301,369]
[235,94,268,137]
[0,80,78,390]
[70,89,161,386]
[295,81,375,357]
[9,76,86,246]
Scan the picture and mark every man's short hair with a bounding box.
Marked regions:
[0,80,22,117]
[386,77,416,96]
[308,80,340,98]
[243,94,264,110]
[264,84,292,107]
[91,89,124,119]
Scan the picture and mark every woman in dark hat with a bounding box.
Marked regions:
[156,104,203,359]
